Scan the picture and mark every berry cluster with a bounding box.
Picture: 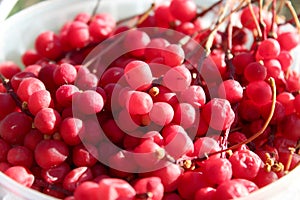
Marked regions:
[0,0,300,199]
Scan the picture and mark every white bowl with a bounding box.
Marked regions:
[0,0,299,199]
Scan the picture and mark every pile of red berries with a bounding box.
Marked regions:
[0,0,300,199]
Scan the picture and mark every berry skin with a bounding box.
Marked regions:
[74,90,104,115]
[149,102,174,126]
[193,137,221,158]
[154,2,175,28]
[123,30,151,57]
[257,38,281,60]
[88,13,116,43]
[0,112,32,145]
[245,81,272,106]
[34,139,69,169]
[98,178,136,199]
[214,179,258,200]
[59,117,84,146]
[202,98,235,130]
[4,166,34,187]
[180,85,206,108]
[126,91,153,115]
[253,168,278,188]
[17,77,46,102]
[35,31,63,60]
[28,90,51,115]
[34,108,61,135]
[74,181,103,200]
[218,79,243,104]
[72,144,98,167]
[172,102,197,129]
[161,44,185,67]
[2,3,300,199]
[277,31,300,51]
[55,84,79,107]
[281,113,300,141]
[194,187,216,200]
[177,171,210,200]
[67,21,90,49]
[0,139,10,162]
[229,149,262,179]
[124,60,153,90]
[21,50,42,66]
[244,62,267,82]
[63,167,93,192]
[133,177,164,200]
[164,126,194,159]
[204,157,232,186]
[133,139,165,170]
[7,146,33,168]
[0,93,16,120]
[53,63,77,85]
[0,61,21,79]
[144,163,182,193]
[169,0,197,22]
[163,65,192,92]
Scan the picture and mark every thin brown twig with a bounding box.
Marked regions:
[285,0,300,33]
[204,0,247,55]
[269,0,277,38]
[194,77,276,161]
[0,73,34,118]
[247,0,263,39]
[259,0,267,40]
[195,0,223,18]
[92,0,102,16]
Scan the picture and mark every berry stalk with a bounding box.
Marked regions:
[0,73,34,118]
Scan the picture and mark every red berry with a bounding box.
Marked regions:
[4,166,34,187]
[28,90,51,115]
[204,157,232,185]
[133,177,164,200]
[34,108,61,135]
[169,0,197,22]
[0,112,32,145]
[163,65,192,92]
[245,81,272,106]
[229,149,262,179]
[0,61,21,79]
[202,98,235,130]
[257,38,281,60]
[35,31,63,60]
[35,139,69,169]
[17,77,46,102]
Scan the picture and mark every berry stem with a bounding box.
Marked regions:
[34,179,72,196]
[269,0,277,38]
[284,147,296,173]
[134,3,156,27]
[285,0,300,33]
[91,0,102,17]
[226,77,276,149]
[135,192,154,199]
[85,3,155,70]
[195,0,223,19]
[0,73,34,118]
[196,77,276,160]
[218,128,230,157]
[247,0,263,40]
[258,0,267,40]
[225,14,235,79]
[204,0,247,55]
[116,3,155,26]
[226,14,233,52]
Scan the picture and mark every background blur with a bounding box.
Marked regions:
[6,0,300,20]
